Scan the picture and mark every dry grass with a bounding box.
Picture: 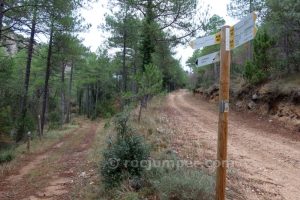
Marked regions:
[73,96,171,200]
[75,94,215,199]
[269,73,300,95]
[130,95,173,156]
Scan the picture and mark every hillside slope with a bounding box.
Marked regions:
[195,74,300,131]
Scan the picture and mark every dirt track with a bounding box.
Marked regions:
[0,91,299,200]
[0,121,101,200]
[165,90,300,200]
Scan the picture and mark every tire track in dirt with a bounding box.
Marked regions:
[164,90,300,200]
[0,121,102,200]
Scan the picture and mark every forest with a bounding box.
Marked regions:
[0,0,299,200]
[0,0,190,144]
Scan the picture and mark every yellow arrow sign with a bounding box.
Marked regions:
[230,27,235,49]
[230,12,257,49]
[215,32,221,44]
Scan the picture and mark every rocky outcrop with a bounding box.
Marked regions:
[237,82,300,130]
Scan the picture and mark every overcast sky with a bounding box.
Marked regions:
[79,0,238,70]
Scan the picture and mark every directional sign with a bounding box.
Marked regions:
[189,14,258,199]
[230,12,257,49]
[190,32,221,49]
[196,51,220,67]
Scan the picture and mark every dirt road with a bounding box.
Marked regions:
[164,90,300,200]
[0,121,102,200]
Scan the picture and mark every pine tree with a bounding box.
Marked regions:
[227,0,266,19]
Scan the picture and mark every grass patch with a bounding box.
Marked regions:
[0,149,15,164]
[147,167,215,200]
[14,122,79,155]
[132,95,215,199]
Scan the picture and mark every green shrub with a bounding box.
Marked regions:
[253,28,275,73]
[48,111,61,129]
[243,61,267,84]
[0,106,13,135]
[15,113,35,142]
[101,134,150,188]
[0,150,15,164]
[101,109,150,188]
[114,109,131,137]
[96,101,116,118]
[243,28,275,83]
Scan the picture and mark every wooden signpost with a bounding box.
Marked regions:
[230,12,257,49]
[190,12,257,200]
[215,25,231,200]
[195,52,220,67]
[190,31,221,49]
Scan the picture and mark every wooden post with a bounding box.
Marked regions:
[38,115,42,140]
[27,132,31,152]
[215,25,231,200]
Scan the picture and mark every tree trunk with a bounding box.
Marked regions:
[0,0,4,41]
[122,32,127,92]
[144,95,149,109]
[122,5,129,93]
[41,21,54,135]
[94,82,99,118]
[132,50,138,94]
[284,33,291,73]
[249,0,253,13]
[86,85,90,117]
[78,88,82,115]
[16,4,37,142]
[38,115,42,140]
[138,98,143,122]
[89,85,93,118]
[83,87,86,116]
[60,63,66,126]
[66,62,74,123]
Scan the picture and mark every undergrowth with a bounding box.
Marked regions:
[0,149,15,164]
[101,108,150,189]
[96,96,215,199]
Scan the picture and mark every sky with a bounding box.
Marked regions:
[79,0,239,71]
